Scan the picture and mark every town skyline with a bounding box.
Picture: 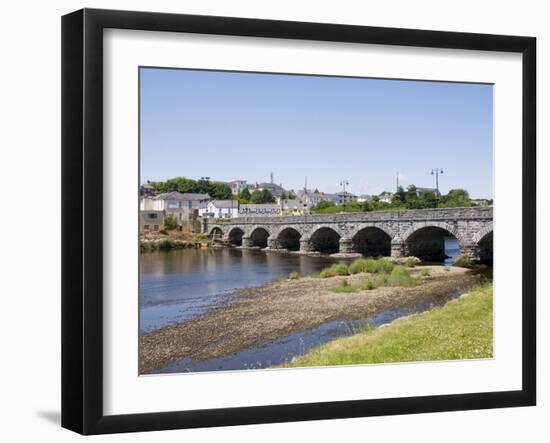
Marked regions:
[140,68,494,199]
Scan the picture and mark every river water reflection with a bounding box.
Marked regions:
[140,248,345,332]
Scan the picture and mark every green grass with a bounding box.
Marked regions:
[453,255,473,268]
[329,279,357,293]
[319,263,350,278]
[193,233,209,243]
[348,258,394,275]
[329,266,417,293]
[404,257,417,268]
[281,283,493,368]
[288,271,299,280]
[360,278,376,290]
[387,266,415,287]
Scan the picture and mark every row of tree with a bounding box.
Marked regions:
[236,188,275,204]
[150,177,232,200]
[150,177,297,204]
[312,185,490,214]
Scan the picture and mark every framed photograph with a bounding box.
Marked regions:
[62,8,536,434]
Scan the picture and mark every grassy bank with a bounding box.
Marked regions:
[140,233,210,252]
[280,283,493,368]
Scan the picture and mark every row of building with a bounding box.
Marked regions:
[139,176,444,233]
[139,191,308,232]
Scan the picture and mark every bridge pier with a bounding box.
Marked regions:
[338,237,354,254]
[460,243,480,261]
[241,236,253,248]
[391,239,405,259]
[299,238,314,253]
[267,237,282,249]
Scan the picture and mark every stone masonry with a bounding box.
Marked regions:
[204,207,493,261]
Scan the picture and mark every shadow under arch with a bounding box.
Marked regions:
[404,225,460,262]
[352,226,392,257]
[228,227,245,246]
[277,227,302,251]
[309,227,341,254]
[477,230,493,264]
[249,227,270,248]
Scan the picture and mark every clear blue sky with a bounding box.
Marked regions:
[140,68,493,198]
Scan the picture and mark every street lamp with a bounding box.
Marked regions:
[430,168,443,207]
[340,180,349,212]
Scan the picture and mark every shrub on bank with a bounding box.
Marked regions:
[374,258,394,273]
[320,263,350,278]
[360,278,376,290]
[348,258,394,275]
[453,255,472,268]
[289,271,299,280]
[193,233,209,243]
[348,258,370,274]
[387,266,415,287]
[404,257,417,268]
[158,238,177,249]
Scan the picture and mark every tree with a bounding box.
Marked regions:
[406,185,418,200]
[314,200,335,210]
[250,189,274,204]
[238,187,251,203]
[440,189,472,208]
[208,181,232,200]
[288,191,296,199]
[420,191,437,208]
[164,215,178,230]
[280,191,288,200]
[392,186,406,204]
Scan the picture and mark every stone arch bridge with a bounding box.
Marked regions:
[204,207,493,262]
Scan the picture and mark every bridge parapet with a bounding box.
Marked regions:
[206,206,492,228]
[204,207,493,262]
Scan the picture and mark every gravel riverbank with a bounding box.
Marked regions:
[139,266,479,374]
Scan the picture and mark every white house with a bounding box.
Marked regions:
[296,189,340,208]
[199,200,239,219]
[280,199,306,216]
[140,192,211,225]
[228,179,248,195]
[378,191,394,203]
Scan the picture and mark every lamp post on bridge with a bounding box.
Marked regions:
[340,179,349,212]
[430,168,443,207]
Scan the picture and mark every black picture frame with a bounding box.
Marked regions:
[62,8,536,435]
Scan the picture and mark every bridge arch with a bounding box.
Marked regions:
[249,227,270,248]
[227,227,245,246]
[351,226,392,257]
[402,222,463,262]
[208,226,224,238]
[473,225,493,244]
[474,227,493,264]
[277,227,302,251]
[309,226,341,254]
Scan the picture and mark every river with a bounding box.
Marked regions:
[140,238,460,372]
[140,248,346,333]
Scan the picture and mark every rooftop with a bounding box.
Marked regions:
[209,200,239,208]
[155,192,211,201]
